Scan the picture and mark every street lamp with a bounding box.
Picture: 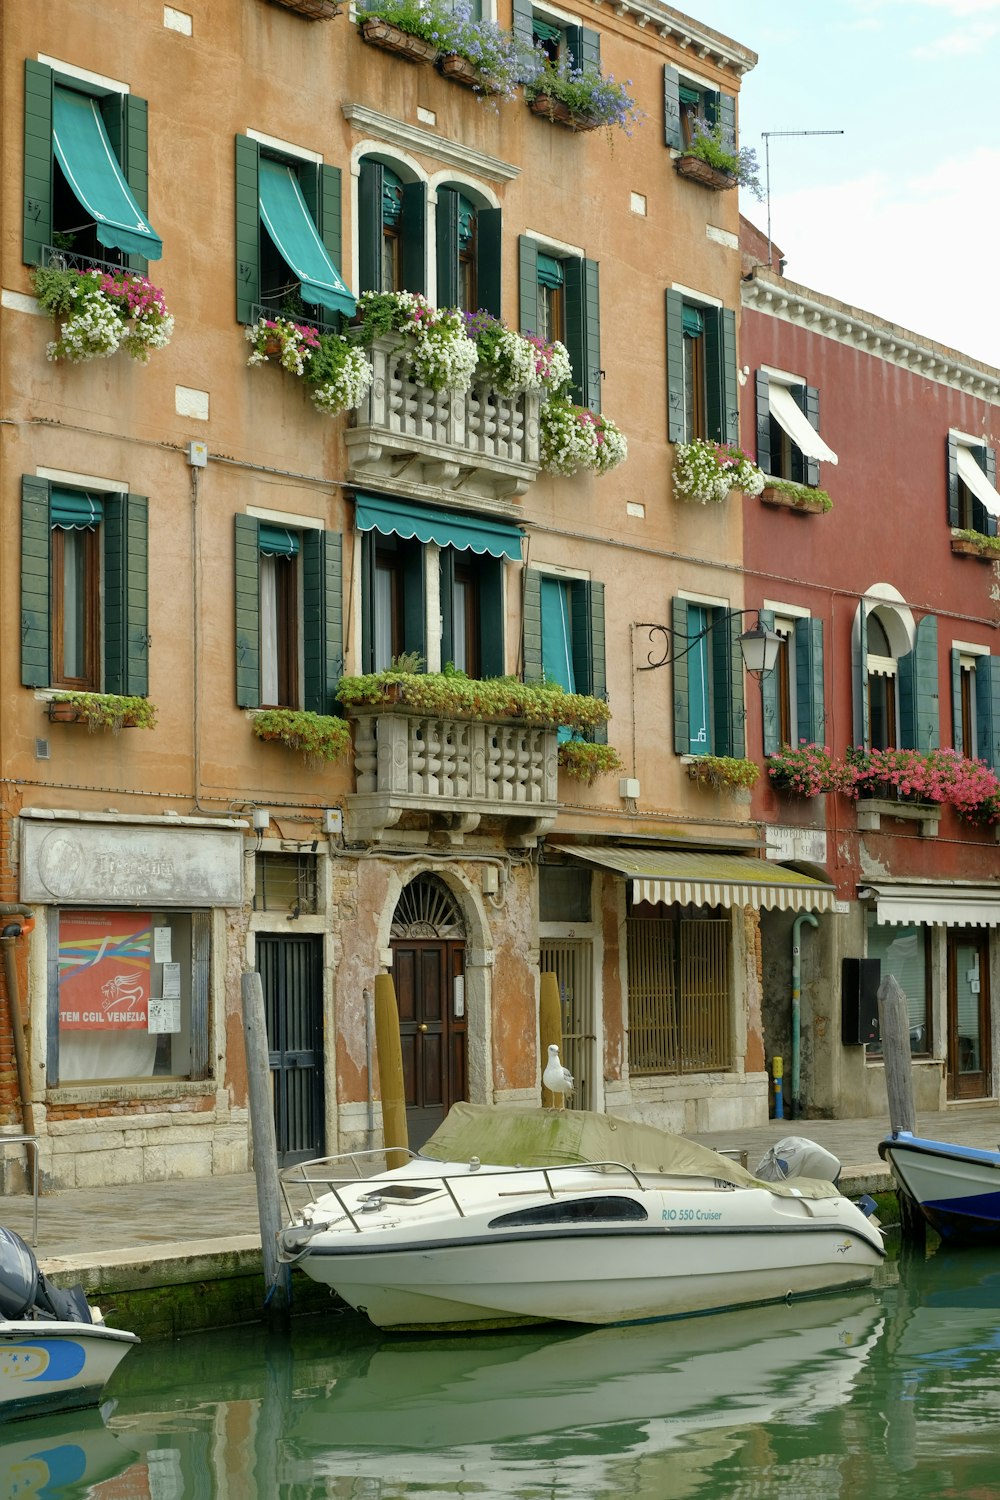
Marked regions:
[635,612,782,679]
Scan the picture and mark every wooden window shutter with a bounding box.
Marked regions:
[21,475,52,688]
[663,66,681,151]
[358,158,383,294]
[234,135,261,323]
[439,547,457,671]
[401,540,425,659]
[436,187,460,308]
[665,289,685,444]
[899,614,939,752]
[522,567,543,682]
[951,647,964,753]
[564,257,601,411]
[477,556,505,679]
[518,234,539,335]
[360,531,377,673]
[790,385,820,486]
[717,92,736,138]
[401,180,427,296]
[671,596,690,755]
[759,609,780,757]
[755,371,771,476]
[511,0,533,47]
[713,610,745,757]
[975,655,1000,771]
[101,93,151,274]
[794,616,826,747]
[984,446,999,538]
[855,605,869,750]
[302,529,343,715]
[568,26,600,70]
[946,433,961,527]
[299,163,344,319]
[705,307,739,445]
[569,579,607,744]
[103,494,149,697]
[23,60,54,266]
[234,514,261,708]
[476,207,502,319]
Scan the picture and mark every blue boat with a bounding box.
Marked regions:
[878,1132,1000,1242]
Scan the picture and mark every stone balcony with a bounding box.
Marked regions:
[346,710,559,845]
[344,335,542,506]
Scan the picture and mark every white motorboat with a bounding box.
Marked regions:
[278,1105,885,1331]
[878,1130,1000,1242]
[0,1226,138,1421]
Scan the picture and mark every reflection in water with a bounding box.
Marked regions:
[5,1249,1000,1499]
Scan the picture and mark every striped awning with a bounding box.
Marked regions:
[565,846,836,913]
[865,883,1000,928]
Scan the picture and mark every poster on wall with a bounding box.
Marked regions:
[58,912,152,1031]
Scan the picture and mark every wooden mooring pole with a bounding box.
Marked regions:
[878,973,926,1245]
[241,970,293,1319]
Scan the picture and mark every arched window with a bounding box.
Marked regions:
[866,612,897,751]
[854,595,940,754]
[358,157,426,295]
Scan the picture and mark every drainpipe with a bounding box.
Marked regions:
[790,912,819,1120]
[0,905,37,1139]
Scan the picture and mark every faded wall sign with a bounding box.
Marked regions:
[20,819,244,906]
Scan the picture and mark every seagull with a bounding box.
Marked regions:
[542,1043,574,1101]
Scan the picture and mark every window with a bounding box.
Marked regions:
[671,597,745,759]
[357,158,426,297]
[665,291,737,445]
[951,646,1000,768]
[523,568,607,741]
[254,853,318,915]
[519,237,601,410]
[21,478,149,697]
[864,916,929,1056]
[867,614,897,751]
[512,1,600,74]
[947,432,1000,538]
[855,602,939,755]
[24,60,162,272]
[755,372,838,485]
[627,906,732,1074]
[234,517,343,712]
[663,66,735,157]
[760,610,825,755]
[235,136,352,327]
[436,186,501,316]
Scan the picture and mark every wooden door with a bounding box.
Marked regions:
[256,934,325,1164]
[393,938,467,1150]
[947,931,991,1100]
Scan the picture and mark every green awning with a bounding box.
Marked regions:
[536,254,564,290]
[682,304,704,338]
[51,488,103,531]
[564,846,836,913]
[258,158,355,317]
[355,494,523,562]
[258,523,300,558]
[52,87,163,260]
[532,17,563,42]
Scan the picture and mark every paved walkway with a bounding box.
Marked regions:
[2,1104,998,1269]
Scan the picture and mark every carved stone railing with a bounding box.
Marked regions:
[345,335,542,505]
[346,710,558,845]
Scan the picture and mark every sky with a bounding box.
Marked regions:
[679,0,1000,367]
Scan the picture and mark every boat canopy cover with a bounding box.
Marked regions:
[421,1104,842,1201]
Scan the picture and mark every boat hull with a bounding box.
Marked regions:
[879,1133,1000,1243]
[0,1322,138,1421]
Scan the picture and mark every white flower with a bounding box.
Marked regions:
[673,439,764,503]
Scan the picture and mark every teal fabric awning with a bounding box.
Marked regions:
[258,158,355,317]
[536,254,564,290]
[258,523,300,557]
[51,489,103,531]
[682,304,704,338]
[355,495,523,562]
[52,87,163,260]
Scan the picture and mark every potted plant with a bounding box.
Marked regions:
[356,0,441,62]
[766,743,840,797]
[674,119,763,197]
[47,692,158,732]
[951,528,1000,561]
[687,755,760,792]
[539,396,627,476]
[271,0,341,16]
[759,477,833,514]
[673,439,765,504]
[337,666,612,733]
[435,5,535,96]
[246,317,373,415]
[251,708,353,765]
[557,740,625,783]
[524,56,640,136]
[464,312,571,397]
[32,265,174,364]
[356,291,479,393]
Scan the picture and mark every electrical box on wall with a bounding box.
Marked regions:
[841,957,881,1046]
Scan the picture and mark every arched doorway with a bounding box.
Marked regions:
[390,875,468,1149]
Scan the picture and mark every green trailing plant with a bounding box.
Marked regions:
[953,528,1000,554]
[337,668,611,731]
[687,754,760,792]
[49,692,157,733]
[682,119,763,198]
[557,740,625,783]
[761,476,833,511]
[251,708,352,764]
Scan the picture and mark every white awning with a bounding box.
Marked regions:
[867,883,1000,928]
[768,382,839,466]
[565,847,836,913]
[956,445,1000,518]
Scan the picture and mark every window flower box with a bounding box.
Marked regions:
[759,481,832,515]
[270,0,342,16]
[47,693,157,732]
[951,534,1000,561]
[673,439,765,504]
[674,153,737,191]
[438,52,501,93]
[251,709,352,765]
[358,14,439,62]
[528,93,601,132]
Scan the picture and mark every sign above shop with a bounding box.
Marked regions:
[764,825,828,867]
[20,819,244,907]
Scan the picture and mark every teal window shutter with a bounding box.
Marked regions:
[755,371,771,476]
[672,596,691,755]
[401,541,425,659]
[795,616,826,746]
[477,557,505,678]
[439,547,456,670]
[235,135,261,323]
[300,162,346,320]
[946,434,961,527]
[21,475,52,687]
[717,91,736,138]
[985,446,999,539]
[951,647,965,753]
[568,26,600,70]
[564,258,601,411]
[790,385,820,486]
[976,655,1000,771]
[856,606,869,750]
[583,258,601,412]
[663,65,681,151]
[705,307,739,444]
[522,567,542,682]
[571,579,607,744]
[100,92,151,274]
[476,206,502,319]
[302,530,343,714]
[759,609,780,757]
[234,515,261,708]
[401,180,427,295]
[358,158,383,294]
[436,187,460,308]
[899,615,939,752]
[23,61,54,266]
[665,289,685,444]
[103,494,149,697]
[511,0,533,47]
[519,234,539,335]
[713,610,744,757]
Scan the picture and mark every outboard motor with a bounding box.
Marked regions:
[0,1224,93,1324]
[755,1136,842,1187]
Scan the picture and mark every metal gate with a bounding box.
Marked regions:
[256,934,324,1165]
[540,940,595,1110]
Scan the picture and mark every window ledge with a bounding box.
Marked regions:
[45,1079,216,1108]
[855,799,940,837]
[951,534,1000,562]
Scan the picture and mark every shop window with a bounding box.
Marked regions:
[864,916,930,1056]
[627,907,731,1073]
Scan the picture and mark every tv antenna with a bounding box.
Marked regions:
[762,130,844,269]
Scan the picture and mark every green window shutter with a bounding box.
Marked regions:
[568,26,600,70]
[663,65,681,151]
[755,371,771,476]
[439,548,457,670]
[583,258,601,412]
[975,655,1000,771]
[24,60,54,266]
[759,609,779,757]
[671,596,690,755]
[665,289,685,444]
[302,529,343,714]
[401,180,427,296]
[856,606,869,750]
[795,616,826,746]
[21,475,52,687]
[123,96,150,274]
[951,647,964,752]
[705,307,738,445]
[511,0,533,47]
[569,579,607,744]
[234,514,261,708]
[477,556,505,679]
[717,92,736,139]
[360,531,377,673]
[984,446,999,539]
[104,495,149,696]
[899,615,939,751]
[358,158,383,294]
[476,207,502,319]
[234,135,260,324]
[946,434,960,527]
[523,567,542,682]
[318,164,344,272]
[790,385,820,486]
[713,610,745,757]
[518,234,539,335]
[564,258,601,411]
[436,187,460,308]
[401,542,425,659]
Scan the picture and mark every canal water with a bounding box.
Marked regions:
[3,1243,999,1499]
